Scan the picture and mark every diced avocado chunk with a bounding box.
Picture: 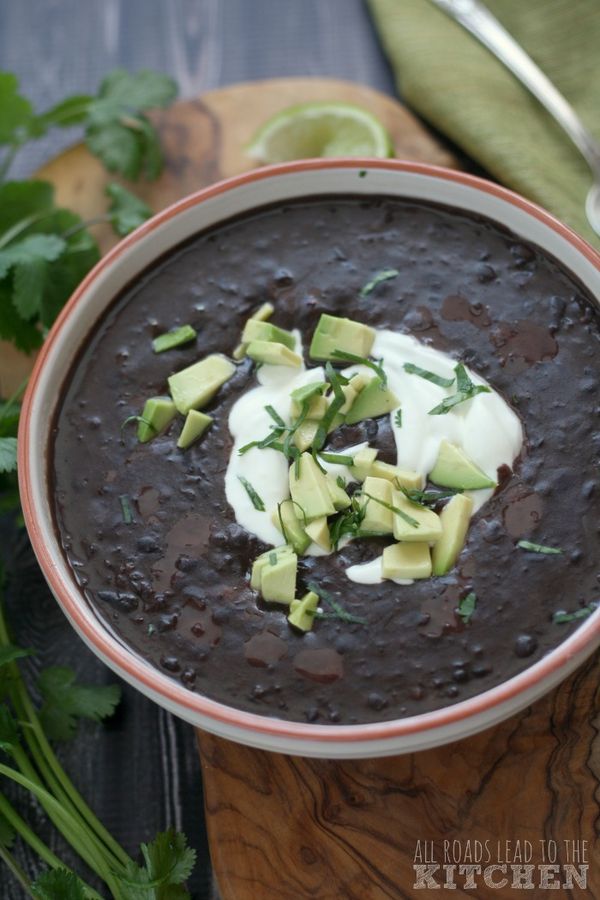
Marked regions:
[233,302,274,360]
[382,543,432,580]
[273,499,311,554]
[352,447,378,481]
[152,324,197,354]
[309,313,375,361]
[168,354,235,415]
[371,461,422,490]
[288,591,319,632]
[137,397,177,442]
[293,420,319,452]
[246,341,302,368]
[326,474,351,510]
[289,454,336,521]
[241,319,295,350]
[260,553,298,605]
[305,516,331,552]
[290,381,328,406]
[429,440,497,490]
[360,476,394,534]
[431,493,474,575]
[250,544,294,590]
[345,376,399,425]
[391,489,442,542]
[177,410,213,449]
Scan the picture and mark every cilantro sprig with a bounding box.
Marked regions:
[428,363,491,416]
[0,69,177,353]
[0,563,196,898]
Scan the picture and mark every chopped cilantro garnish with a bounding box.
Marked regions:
[238,476,265,511]
[553,602,597,624]
[318,452,354,466]
[457,592,477,624]
[403,362,455,388]
[428,362,491,415]
[119,494,134,524]
[152,324,197,353]
[394,409,402,428]
[399,486,462,507]
[360,268,399,297]
[362,490,419,528]
[264,404,286,428]
[330,349,387,387]
[517,540,563,555]
[307,581,367,625]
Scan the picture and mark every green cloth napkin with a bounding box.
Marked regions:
[367,0,600,248]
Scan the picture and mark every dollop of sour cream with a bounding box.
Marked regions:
[225,328,523,584]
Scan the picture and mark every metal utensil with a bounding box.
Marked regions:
[430,0,600,236]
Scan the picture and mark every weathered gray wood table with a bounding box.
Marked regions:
[0,1,397,897]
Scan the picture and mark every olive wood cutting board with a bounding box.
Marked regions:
[3,77,599,899]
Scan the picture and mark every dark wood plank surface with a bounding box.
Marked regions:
[0,2,396,897]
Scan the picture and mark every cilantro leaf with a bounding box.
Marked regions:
[106,183,152,236]
[0,180,54,234]
[0,233,66,281]
[85,70,177,180]
[35,94,94,130]
[31,869,87,900]
[38,667,121,741]
[0,73,34,145]
[0,438,17,474]
[119,830,196,899]
[0,642,31,668]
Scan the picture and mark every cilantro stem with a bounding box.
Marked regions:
[0,599,132,873]
[0,376,28,425]
[0,790,76,881]
[0,843,34,897]
[0,143,19,184]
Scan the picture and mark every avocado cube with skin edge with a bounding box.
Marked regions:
[432,493,474,575]
[345,376,399,425]
[360,476,394,533]
[168,354,235,415]
[250,545,294,591]
[271,500,311,555]
[260,553,298,605]
[309,313,375,361]
[289,454,336,521]
[391,489,442,542]
[233,301,275,359]
[177,410,213,449]
[382,543,432,580]
[288,591,320,632]
[137,397,177,443]
[241,319,296,350]
[429,440,496,491]
[246,340,302,368]
[325,474,351,510]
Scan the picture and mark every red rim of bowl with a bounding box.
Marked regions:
[18,158,600,745]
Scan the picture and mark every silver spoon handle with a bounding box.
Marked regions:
[430,0,600,174]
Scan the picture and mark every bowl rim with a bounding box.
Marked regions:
[18,157,600,745]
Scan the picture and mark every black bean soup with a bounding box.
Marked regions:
[51,196,600,726]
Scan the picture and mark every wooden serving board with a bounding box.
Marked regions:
[4,78,599,898]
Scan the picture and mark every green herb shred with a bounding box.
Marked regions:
[428,362,491,415]
[458,591,477,624]
[517,540,563,555]
[360,268,399,297]
[394,409,402,428]
[553,602,597,624]
[307,581,367,625]
[238,476,265,511]
[403,362,455,388]
[318,452,354,466]
[362,491,419,528]
[264,405,286,428]
[330,349,388,387]
[119,494,134,525]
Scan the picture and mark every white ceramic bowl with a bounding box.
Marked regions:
[19,159,600,758]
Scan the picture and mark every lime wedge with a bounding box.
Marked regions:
[246,102,394,162]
